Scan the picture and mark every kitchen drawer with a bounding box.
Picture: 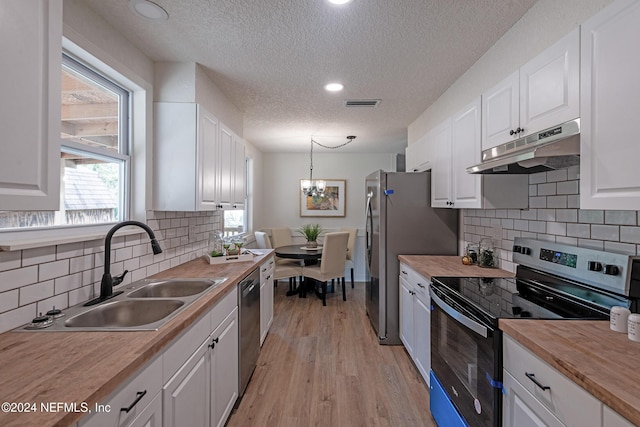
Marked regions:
[79,354,162,427]
[503,334,600,426]
[400,263,430,299]
[260,257,275,282]
[210,286,238,333]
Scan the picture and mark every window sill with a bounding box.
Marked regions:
[0,224,146,252]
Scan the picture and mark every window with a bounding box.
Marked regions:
[0,53,130,230]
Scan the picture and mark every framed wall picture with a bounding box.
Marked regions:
[300,179,346,217]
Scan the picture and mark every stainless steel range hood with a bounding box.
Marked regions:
[466,119,580,174]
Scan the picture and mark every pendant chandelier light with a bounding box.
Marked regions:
[301,135,356,197]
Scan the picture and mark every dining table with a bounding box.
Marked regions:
[275,244,323,298]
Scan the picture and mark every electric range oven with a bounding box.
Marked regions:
[429,237,640,427]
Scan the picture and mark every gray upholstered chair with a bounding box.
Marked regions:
[302,232,349,306]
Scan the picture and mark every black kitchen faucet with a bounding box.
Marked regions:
[84,221,163,306]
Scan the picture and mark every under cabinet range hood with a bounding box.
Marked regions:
[466,118,580,174]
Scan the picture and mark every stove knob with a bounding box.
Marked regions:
[513,245,522,253]
[520,246,531,255]
[588,261,603,272]
[604,264,619,276]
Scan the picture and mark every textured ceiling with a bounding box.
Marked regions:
[79,0,537,153]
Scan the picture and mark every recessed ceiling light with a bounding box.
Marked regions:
[324,83,344,92]
[128,0,169,21]
[328,0,353,4]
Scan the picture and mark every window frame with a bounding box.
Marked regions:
[60,52,132,224]
[0,44,136,247]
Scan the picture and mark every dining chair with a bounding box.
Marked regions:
[254,231,272,249]
[255,230,300,291]
[270,227,293,248]
[302,232,349,306]
[340,227,357,288]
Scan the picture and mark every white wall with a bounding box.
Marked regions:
[408,0,613,144]
[260,152,395,281]
[261,152,395,229]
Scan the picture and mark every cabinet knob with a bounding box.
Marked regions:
[208,337,219,349]
[510,129,516,135]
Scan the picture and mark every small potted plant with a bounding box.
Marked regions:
[298,224,323,248]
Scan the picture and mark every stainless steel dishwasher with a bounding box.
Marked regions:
[238,268,260,399]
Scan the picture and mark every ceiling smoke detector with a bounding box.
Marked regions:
[344,99,381,107]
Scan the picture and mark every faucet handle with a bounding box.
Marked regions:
[113,270,129,286]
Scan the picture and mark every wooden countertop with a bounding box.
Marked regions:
[398,255,515,279]
[0,251,273,427]
[500,319,640,426]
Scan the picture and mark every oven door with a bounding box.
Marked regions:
[430,285,501,427]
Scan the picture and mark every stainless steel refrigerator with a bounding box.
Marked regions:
[365,170,458,345]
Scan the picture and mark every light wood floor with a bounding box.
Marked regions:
[227,280,436,427]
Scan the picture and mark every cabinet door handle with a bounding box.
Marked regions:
[525,372,550,391]
[209,337,219,349]
[121,390,147,413]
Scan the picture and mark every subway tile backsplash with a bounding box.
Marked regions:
[463,166,640,273]
[0,210,220,333]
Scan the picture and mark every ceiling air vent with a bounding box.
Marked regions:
[344,99,381,108]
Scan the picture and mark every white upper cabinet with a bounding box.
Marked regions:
[217,125,234,208]
[216,125,246,209]
[154,103,220,211]
[520,28,580,136]
[405,133,432,172]
[482,28,580,151]
[430,98,528,209]
[430,118,453,207]
[451,98,483,209]
[482,70,520,151]
[0,0,62,210]
[580,0,640,210]
[232,135,246,209]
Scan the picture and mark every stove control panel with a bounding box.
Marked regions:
[540,248,578,268]
[513,237,639,297]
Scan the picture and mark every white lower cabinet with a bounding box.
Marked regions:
[399,263,431,386]
[502,334,636,427]
[79,355,163,427]
[163,299,239,427]
[260,256,275,346]
[210,308,239,427]
[603,405,635,427]
[163,338,210,427]
[129,392,162,427]
[80,283,242,427]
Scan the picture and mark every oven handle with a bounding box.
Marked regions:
[430,287,488,338]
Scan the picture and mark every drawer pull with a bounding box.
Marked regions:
[525,373,550,391]
[121,390,147,413]
[401,270,408,275]
[416,282,425,288]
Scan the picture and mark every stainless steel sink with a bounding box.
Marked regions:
[127,278,224,298]
[16,276,228,332]
[65,299,184,328]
